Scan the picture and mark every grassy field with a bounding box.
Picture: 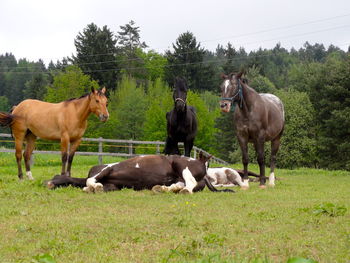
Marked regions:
[0,152,349,263]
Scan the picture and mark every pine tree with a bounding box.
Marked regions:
[73,23,118,90]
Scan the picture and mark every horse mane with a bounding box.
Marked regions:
[64,89,106,102]
[65,93,89,102]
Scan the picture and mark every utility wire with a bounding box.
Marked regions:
[1,41,349,76]
[1,12,350,70]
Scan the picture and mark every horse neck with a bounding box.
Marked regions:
[173,106,187,120]
[240,83,260,112]
[71,95,92,122]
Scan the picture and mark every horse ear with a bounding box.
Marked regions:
[236,71,244,79]
[221,73,228,79]
[199,151,204,160]
[198,151,212,163]
[101,87,106,94]
[91,87,98,94]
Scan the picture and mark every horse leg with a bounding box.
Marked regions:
[179,167,198,194]
[269,137,281,187]
[23,133,37,180]
[152,181,185,194]
[66,139,81,177]
[14,136,25,180]
[254,138,266,188]
[60,133,70,176]
[184,139,194,157]
[165,137,181,155]
[84,164,114,193]
[237,136,249,189]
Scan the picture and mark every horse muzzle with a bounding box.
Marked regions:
[99,114,109,122]
[175,102,186,112]
[220,102,231,113]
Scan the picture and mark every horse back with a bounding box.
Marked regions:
[11,99,85,140]
[260,93,285,138]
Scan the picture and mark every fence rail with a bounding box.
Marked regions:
[0,133,228,165]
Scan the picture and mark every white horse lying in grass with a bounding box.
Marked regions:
[206,167,260,188]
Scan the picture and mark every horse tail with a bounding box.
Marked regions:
[235,169,270,181]
[0,112,15,127]
[204,176,234,193]
[235,169,262,178]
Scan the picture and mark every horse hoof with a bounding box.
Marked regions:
[179,188,191,194]
[259,185,267,189]
[152,185,164,194]
[94,183,104,193]
[83,186,94,193]
[47,181,55,189]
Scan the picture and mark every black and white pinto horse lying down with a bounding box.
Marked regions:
[206,167,260,188]
[47,153,233,194]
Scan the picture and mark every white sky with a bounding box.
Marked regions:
[1,0,350,65]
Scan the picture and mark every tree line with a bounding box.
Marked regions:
[0,21,349,170]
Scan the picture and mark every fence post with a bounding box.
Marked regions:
[156,143,160,154]
[129,140,133,156]
[98,137,103,165]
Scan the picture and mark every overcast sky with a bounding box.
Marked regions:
[1,0,350,65]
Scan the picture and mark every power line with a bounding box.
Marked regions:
[197,13,350,44]
[1,12,350,71]
[1,41,348,75]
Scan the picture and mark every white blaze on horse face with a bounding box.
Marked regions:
[182,166,197,193]
[269,172,275,187]
[224,79,230,94]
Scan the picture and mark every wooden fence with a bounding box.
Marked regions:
[0,133,229,165]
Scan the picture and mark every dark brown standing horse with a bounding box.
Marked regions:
[164,77,197,157]
[0,87,109,180]
[219,73,285,189]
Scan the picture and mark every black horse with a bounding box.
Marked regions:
[164,77,197,157]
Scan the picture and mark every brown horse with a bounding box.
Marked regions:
[0,87,109,180]
[219,73,284,189]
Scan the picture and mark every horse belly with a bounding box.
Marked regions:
[111,156,175,189]
[13,101,62,140]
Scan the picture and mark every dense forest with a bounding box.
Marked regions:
[0,21,349,170]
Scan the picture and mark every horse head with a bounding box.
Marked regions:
[219,72,243,113]
[89,87,109,122]
[173,77,188,112]
[198,151,212,171]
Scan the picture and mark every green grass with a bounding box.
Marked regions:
[0,152,349,263]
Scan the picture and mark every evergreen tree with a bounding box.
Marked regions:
[165,31,215,91]
[308,54,350,169]
[45,65,99,102]
[73,23,119,90]
[116,20,148,79]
